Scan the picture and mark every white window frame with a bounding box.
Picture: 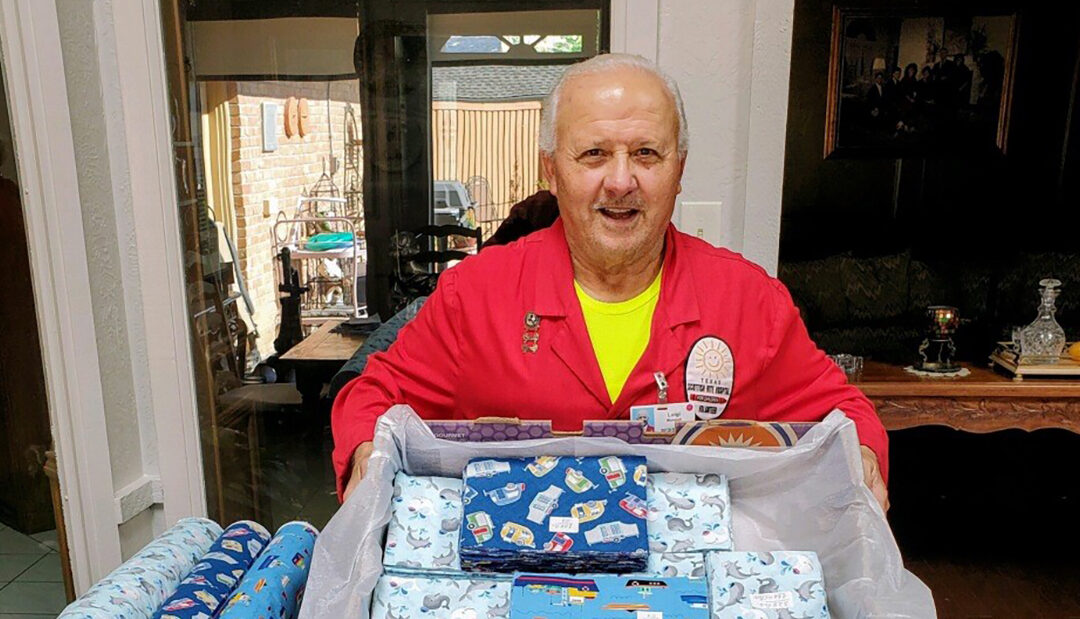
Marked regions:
[0,0,122,588]
[0,0,205,590]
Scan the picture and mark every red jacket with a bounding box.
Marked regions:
[332,220,888,498]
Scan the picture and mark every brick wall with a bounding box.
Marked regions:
[227,80,361,357]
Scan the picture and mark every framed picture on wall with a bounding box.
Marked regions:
[824,7,1019,158]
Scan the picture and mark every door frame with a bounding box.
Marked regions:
[0,0,207,590]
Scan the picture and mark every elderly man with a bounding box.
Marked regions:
[332,54,889,509]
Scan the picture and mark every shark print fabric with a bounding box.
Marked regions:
[58,518,222,619]
[370,572,511,619]
[646,473,733,554]
[152,520,271,619]
[383,472,464,575]
[218,521,319,619]
[705,551,831,618]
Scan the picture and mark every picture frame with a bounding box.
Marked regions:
[824,7,1019,158]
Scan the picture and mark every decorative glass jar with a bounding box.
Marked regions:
[1020,278,1067,364]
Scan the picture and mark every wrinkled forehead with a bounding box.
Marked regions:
[556,68,679,146]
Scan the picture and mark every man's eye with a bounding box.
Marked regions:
[581,149,604,158]
[636,148,659,157]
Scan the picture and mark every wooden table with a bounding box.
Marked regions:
[854,361,1080,433]
[279,319,368,407]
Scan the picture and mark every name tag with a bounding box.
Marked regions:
[630,402,697,433]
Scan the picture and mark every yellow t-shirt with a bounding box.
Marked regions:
[574,270,662,403]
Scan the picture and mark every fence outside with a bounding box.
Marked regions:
[431,100,544,240]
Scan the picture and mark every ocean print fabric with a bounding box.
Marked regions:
[370,572,511,619]
[383,472,463,574]
[153,520,271,618]
[646,472,733,553]
[509,573,709,619]
[58,518,222,619]
[459,456,649,573]
[218,521,319,619]
[705,551,831,618]
[645,551,707,579]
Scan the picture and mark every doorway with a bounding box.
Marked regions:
[0,56,73,613]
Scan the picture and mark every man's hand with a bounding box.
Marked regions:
[861,445,889,512]
[342,441,374,503]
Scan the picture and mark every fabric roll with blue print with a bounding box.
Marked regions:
[218,521,319,618]
[646,472,732,554]
[370,572,511,619]
[58,518,222,619]
[459,455,649,573]
[383,472,463,575]
[153,520,271,618]
[705,550,831,618]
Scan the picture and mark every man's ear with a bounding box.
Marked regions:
[676,153,687,194]
[541,153,558,197]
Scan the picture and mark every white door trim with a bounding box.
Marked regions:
[610,0,660,61]
[744,0,796,275]
[109,0,207,526]
[0,0,122,589]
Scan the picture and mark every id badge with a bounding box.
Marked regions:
[630,402,697,433]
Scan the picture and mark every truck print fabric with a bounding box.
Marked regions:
[153,520,271,618]
[459,456,649,573]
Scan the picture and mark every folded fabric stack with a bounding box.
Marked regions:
[459,456,649,573]
[218,521,320,618]
[647,472,733,554]
[705,550,831,618]
[383,472,463,575]
[509,573,709,618]
[154,520,271,618]
[370,572,511,619]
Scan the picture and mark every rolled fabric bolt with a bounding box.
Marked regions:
[153,520,272,618]
[58,518,222,619]
[218,521,319,618]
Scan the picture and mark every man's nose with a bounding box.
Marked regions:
[602,154,638,198]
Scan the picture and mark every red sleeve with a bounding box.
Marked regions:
[754,280,890,484]
[331,269,464,500]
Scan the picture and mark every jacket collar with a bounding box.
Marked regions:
[529,217,701,330]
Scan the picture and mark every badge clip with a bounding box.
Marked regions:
[653,371,669,404]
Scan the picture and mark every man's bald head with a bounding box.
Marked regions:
[539,53,689,157]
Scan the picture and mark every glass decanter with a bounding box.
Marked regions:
[1019,278,1067,364]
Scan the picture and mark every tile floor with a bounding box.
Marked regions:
[0,524,66,617]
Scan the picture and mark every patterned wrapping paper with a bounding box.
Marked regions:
[509,573,709,619]
[370,572,511,619]
[218,521,319,618]
[705,551,831,619]
[646,472,733,553]
[58,518,222,619]
[383,472,463,574]
[459,456,649,573]
[153,520,271,618]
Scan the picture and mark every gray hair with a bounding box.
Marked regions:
[538,53,689,157]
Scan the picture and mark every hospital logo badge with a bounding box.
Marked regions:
[684,336,734,419]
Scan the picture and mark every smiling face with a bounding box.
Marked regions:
[541,66,685,275]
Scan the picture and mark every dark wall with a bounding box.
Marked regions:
[779,1,1080,362]
[781,1,1080,261]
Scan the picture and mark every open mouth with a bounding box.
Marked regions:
[597,207,641,221]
